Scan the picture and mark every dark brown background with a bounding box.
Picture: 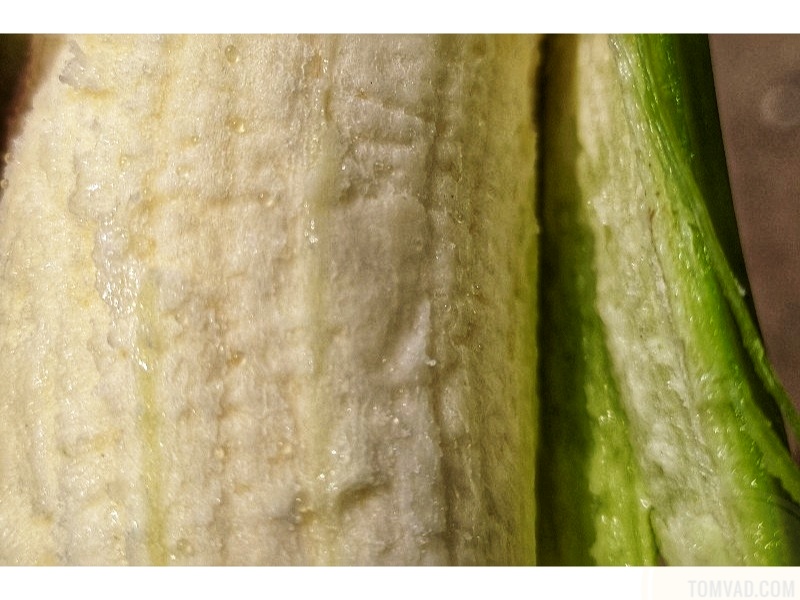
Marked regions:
[0,35,27,160]
[710,35,800,410]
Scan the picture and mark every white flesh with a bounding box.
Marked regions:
[0,35,539,565]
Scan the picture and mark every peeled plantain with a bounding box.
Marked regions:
[1,34,798,566]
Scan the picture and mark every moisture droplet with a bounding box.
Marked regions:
[224,44,240,64]
[279,442,293,456]
[760,76,800,130]
[3,152,11,164]
[258,192,276,207]
[226,116,246,134]
[373,160,392,174]
[304,219,319,245]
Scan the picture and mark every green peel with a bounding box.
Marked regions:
[538,34,800,566]
[613,34,800,515]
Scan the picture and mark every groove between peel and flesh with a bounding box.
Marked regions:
[0,35,540,565]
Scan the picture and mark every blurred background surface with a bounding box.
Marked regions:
[711,35,800,410]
